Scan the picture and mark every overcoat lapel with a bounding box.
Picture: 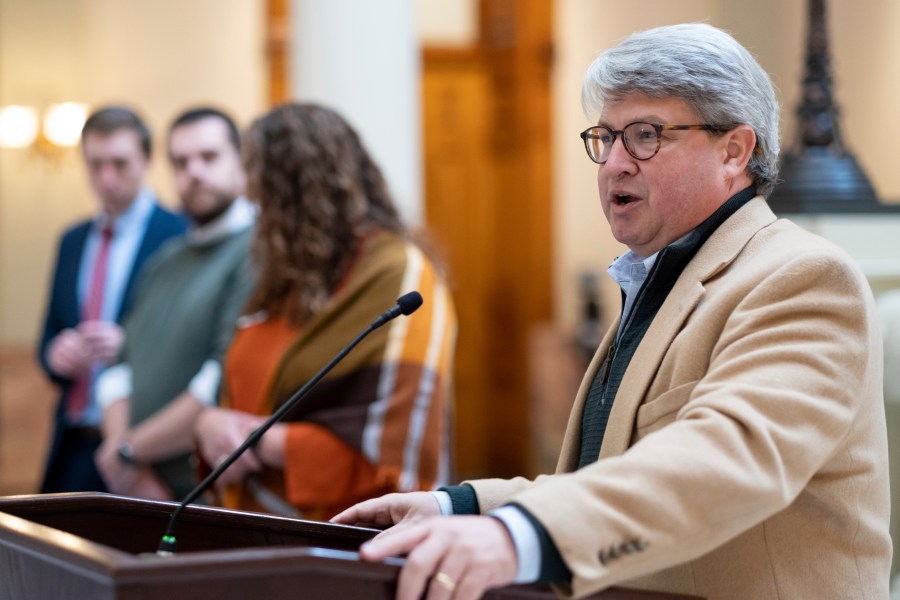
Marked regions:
[559,197,778,467]
[600,280,705,456]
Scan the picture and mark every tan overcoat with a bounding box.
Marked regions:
[470,197,891,599]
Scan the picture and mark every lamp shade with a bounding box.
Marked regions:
[768,147,880,213]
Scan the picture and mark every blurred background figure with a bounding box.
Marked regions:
[93,107,255,501]
[194,103,457,520]
[38,106,187,493]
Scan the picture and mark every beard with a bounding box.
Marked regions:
[183,187,234,226]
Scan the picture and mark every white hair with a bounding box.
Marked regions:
[582,23,780,196]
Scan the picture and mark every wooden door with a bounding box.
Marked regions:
[423,0,553,479]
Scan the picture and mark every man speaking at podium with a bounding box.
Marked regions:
[334,23,891,600]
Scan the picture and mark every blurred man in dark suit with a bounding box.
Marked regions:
[38,106,186,493]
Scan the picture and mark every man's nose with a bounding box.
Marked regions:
[603,136,636,171]
[186,158,205,179]
[97,164,120,186]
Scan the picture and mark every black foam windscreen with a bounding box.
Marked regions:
[397,291,423,315]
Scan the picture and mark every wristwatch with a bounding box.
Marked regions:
[116,440,140,466]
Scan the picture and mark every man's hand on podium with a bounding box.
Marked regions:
[333,494,518,600]
[331,491,441,529]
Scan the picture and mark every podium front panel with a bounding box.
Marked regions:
[0,493,700,600]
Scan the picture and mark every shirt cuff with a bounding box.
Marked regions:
[96,363,132,411]
[431,491,453,516]
[488,505,542,584]
[437,483,481,514]
[187,359,222,407]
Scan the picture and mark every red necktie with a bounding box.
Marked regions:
[67,222,114,420]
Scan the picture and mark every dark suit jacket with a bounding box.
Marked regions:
[38,200,187,484]
[39,202,187,383]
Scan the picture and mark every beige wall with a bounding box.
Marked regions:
[2,0,898,346]
[0,0,264,346]
[415,0,478,46]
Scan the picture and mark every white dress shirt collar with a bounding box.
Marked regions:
[96,187,156,236]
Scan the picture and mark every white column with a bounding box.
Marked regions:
[291,0,421,223]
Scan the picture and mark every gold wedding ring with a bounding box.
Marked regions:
[435,571,456,592]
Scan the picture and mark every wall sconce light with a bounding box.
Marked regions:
[0,102,88,153]
[0,105,40,148]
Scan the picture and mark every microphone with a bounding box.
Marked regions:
[156,291,424,555]
[372,290,422,327]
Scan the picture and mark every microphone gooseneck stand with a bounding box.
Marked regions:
[157,291,424,555]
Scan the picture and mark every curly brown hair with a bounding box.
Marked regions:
[242,103,409,325]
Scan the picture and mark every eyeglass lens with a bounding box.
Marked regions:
[585,122,660,163]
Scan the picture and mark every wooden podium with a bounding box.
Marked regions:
[0,493,699,599]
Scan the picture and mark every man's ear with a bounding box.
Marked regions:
[722,124,756,178]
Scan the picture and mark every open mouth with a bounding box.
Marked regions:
[614,194,635,205]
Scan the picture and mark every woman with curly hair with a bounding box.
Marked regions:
[194,103,457,520]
